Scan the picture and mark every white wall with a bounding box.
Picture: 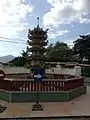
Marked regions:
[45,67,75,75]
[0,65,81,76]
[0,66,30,74]
[45,66,81,76]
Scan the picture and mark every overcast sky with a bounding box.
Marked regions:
[0,0,90,56]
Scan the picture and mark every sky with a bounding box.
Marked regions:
[0,0,90,56]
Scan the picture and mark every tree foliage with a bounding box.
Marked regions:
[45,42,73,62]
[9,50,28,66]
[73,34,90,63]
[9,56,25,66]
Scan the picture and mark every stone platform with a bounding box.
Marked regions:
[0,74,86,102]
[0,86,89,118]
[0,86,86,102]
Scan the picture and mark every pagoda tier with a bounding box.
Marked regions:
[27,57,44,62]
[28,36,47,41]
[28,28,48,41]
[28,33,47,40]
[27,59,44,67]
[28,28,48,36]
[28,55,44,60]
[27,40,48,46]
[28,47,46,52]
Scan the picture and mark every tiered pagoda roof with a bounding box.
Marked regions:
[27,17,49,69]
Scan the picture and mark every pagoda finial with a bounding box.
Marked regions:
[37,17,39,28]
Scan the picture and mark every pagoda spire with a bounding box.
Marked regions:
[37,17,39,28]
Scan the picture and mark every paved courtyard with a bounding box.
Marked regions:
[0,86,89,118]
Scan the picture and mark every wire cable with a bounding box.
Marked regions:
[0,36,74,47]
[0,40,27,44]
[0,36,25,42]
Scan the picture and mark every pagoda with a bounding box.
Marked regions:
[27,17,49,110]
[27,17,48,74]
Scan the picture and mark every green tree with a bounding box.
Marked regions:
[46,42,73,62]
[21,50,28,58]
[9,50,28,66]
[73,34,90,63]
[9,56,25,66]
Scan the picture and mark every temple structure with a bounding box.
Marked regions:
[27,17,48,72]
